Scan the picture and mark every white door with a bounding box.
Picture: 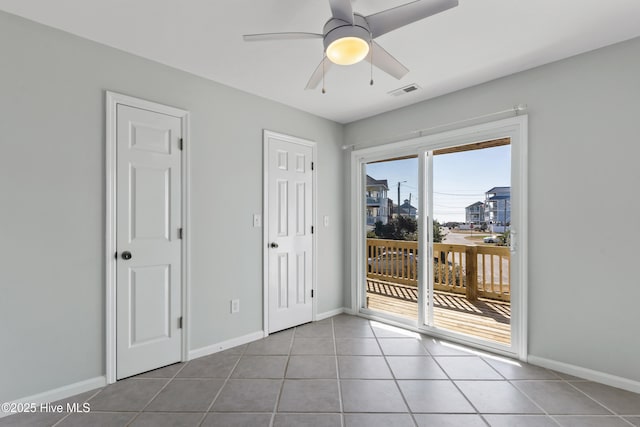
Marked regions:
[116,104,182,379]
[265,132,314,333]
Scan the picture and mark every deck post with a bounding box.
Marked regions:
[465,245,478,301]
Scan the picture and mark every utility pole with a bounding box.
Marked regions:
[397,181,406,217]
[503,199,508,231]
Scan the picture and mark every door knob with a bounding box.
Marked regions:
[270,242,279,248]
[121,251,132,260]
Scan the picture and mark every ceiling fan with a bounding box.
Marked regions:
[243,0,459,91]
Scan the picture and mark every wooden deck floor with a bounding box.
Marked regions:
[366,279,511,345]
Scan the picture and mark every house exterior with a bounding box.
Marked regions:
[397,199,417,218]
[465,201,485,223]
[366,175,390,226]
[484,186,511,226]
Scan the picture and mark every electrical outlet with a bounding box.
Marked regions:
[231,299,240,313]
[253,214,261,227]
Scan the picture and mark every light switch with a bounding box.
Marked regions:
[253,214,262,227]
[323,215,329,227]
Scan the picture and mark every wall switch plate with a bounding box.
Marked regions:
[231,299,240,313]
[323,215,329,227]
[253,214,261,227]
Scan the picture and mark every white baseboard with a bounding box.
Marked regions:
[1,376,106,419]
[316,308,345,320]
[528,355,640,394]
[343,307,357,315]
[188,330,265,360]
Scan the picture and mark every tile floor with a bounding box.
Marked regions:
[2,314,639,426]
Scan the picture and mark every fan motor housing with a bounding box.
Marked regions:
[323,14,371,50]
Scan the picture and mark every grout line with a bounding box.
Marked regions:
[50,388,106,427]
[373,321,419,427]
[428,353,490,426]
[195,344,248,427]
[50,412,71,426]
[124,363,187,427]
[267,327,297,427]
[564,380,632,420]
[506,380,565,426]
[550,414,638,426]
[332,317,345,427]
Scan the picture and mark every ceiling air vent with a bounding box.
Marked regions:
[388,84,421,97]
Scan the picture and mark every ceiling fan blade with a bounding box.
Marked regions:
[305,57,333,90]
[243,32,323,42]
[366,42,409,80]
[366,0,458,38]
[328,0,354,24]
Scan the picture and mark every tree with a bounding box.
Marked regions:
[373,216,418,240]
[498,229,511,247]
[372,218,445,242]
[432,219,443,243]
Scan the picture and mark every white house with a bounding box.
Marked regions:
[485,186,511,226]
[366,175,391,226]
[465,201,485,223]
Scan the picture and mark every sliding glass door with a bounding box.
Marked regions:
[353,116,527,357]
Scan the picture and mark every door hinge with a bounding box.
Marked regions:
[179,138,184,151]
[311,289,315,298]
[311,162,314,171]
[311,226,314,234]
[178,228,183,239]
[178,316,183,329]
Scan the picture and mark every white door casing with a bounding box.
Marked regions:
[350,115,528,359]
[264,131,315,333]
[106,92,190,383]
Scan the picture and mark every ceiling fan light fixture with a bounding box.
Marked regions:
[326,36,369,65]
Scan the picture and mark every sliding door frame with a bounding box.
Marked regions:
[350,115,528,360]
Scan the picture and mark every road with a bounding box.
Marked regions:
[440,228,485,245]
[439,228,510,289]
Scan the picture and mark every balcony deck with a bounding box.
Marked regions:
[366,278,511,345]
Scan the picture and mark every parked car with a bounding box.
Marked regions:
[483,235,500,243]
[368,251,418,276]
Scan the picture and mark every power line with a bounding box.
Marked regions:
[434,204,472,208]
[434,191,485,196]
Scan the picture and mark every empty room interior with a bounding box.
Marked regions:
[1,0,640,426]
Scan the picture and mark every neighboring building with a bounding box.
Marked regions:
[484,186,511,226]
[396,199,417,218]
[366,175,390,226]
[465,201,485,223]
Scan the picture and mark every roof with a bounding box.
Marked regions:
[396,200,417,214]
[466,201,484,208]
[486,186,511,194]
[488,195,510,201]
[366,175,389,190]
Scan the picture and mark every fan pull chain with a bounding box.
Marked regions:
[322,54,326,94]
[370,40,374,86]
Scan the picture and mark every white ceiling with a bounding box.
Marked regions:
[2,0,640,123]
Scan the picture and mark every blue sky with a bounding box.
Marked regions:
[366,145,511,222]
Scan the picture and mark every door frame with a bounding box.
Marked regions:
[262,130,317,335]
[350,115,528,360]
[105,91,191,384]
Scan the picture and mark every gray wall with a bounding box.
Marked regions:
[0,11,344,403]
[2,7,639,404]
[344,37,640,382]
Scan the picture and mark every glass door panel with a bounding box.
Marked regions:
[428,139,512,346]
[363,157,419,322]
